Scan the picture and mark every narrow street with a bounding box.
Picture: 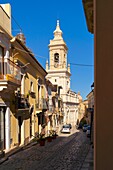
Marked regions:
[0,129,90,170]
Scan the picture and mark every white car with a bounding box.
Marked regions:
[61,125,71,133]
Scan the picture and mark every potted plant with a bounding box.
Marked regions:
[52,130,58,139]
[47,130,53,142]
[38,133,46,146]
[32,132,39,143]
[32,132,45,146]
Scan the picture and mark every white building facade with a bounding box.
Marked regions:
[46,20,79,126]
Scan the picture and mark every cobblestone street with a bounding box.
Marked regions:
[0,130,90,170]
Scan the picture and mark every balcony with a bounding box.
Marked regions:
[29,90,36,98]
[48,105,53,112]
[16,94,30,109]
[36,97,48,111]
[0,58,21,92]
[15,94,30,116]
[65,93,79,104]
[48,105,55,116]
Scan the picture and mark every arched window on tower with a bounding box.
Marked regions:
[54,53,59,63]
[54,53,59,68]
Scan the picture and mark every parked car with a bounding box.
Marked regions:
[67,123,72,129]
[86,126,91,137]
[82,124,88,132]
[61,124,71,133]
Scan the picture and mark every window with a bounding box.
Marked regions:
[58,100,60,108]
[55,79,57,82]
[30,81,34,92]
[38,115,41,125]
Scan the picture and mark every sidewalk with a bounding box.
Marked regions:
[0,141,37,165]
[81,144,94,170]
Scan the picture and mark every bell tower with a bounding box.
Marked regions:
[47,20,69,71]
[46,20,71,92]
[46,20,79,126]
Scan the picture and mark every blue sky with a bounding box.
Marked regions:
[2,0,94,99]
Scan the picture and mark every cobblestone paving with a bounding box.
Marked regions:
[0,131,90,170]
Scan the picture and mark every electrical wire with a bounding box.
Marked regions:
[70,63,94,67]
[13,47,47,59]
[13,47,93,66]
[11,15,23,32]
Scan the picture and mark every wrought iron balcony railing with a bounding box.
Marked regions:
[36,97,48,110]
[0,58,21,85]
[15,94,30,109]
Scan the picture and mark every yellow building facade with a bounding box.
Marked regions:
[0,4,48,153]
[10,36,48,146]
[78,99,88,124]
[0,3,20,152]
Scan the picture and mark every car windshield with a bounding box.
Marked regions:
[63,125,70,128]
